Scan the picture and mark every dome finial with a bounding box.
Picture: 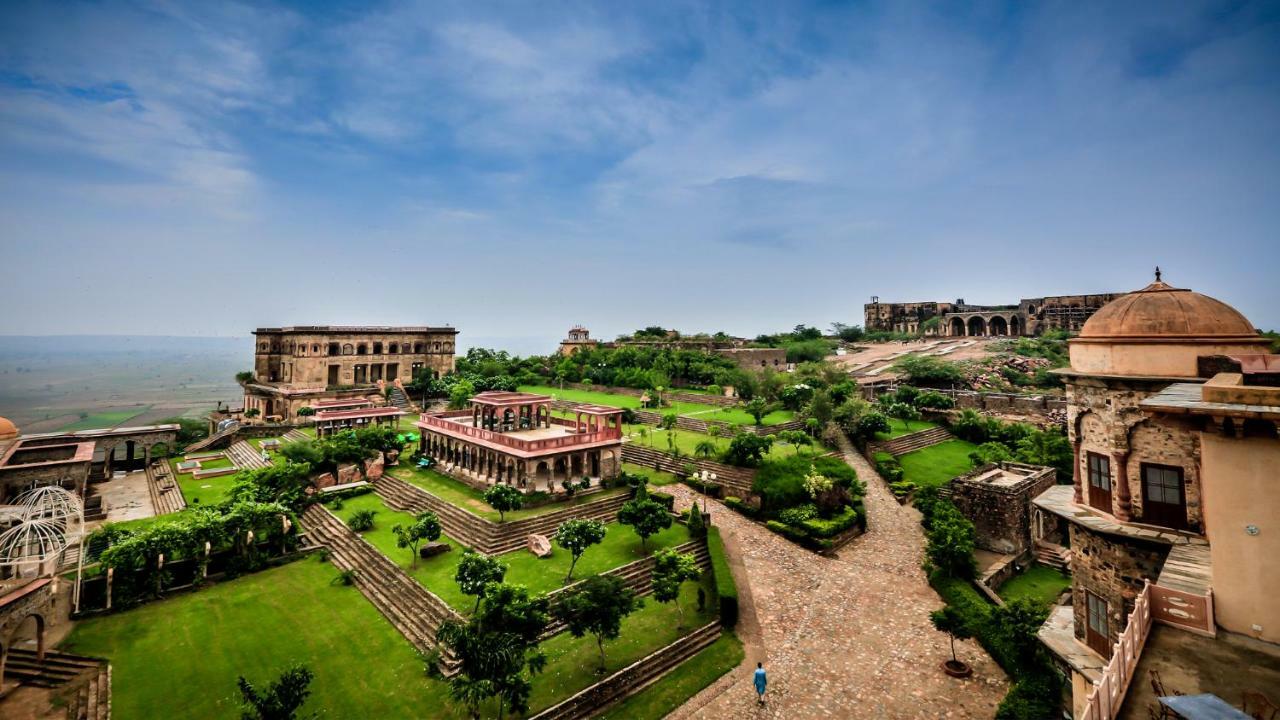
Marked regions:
[1154,265,1162,282]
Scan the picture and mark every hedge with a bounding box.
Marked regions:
[649,490,676,512]
[707,526,739,628]
[722,495,758,519]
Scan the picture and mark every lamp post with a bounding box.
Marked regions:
[699,470,717,516]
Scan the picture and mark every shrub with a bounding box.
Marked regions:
[347,509,377,532]
[894,355,965,385]
[798,504,859,538]
[707,527,738,628]
[778,504,818,525]
[722,432,773,467]
[722,495,758,518]
[686,503,707,538]
[889,480,917,499]
[333,569,356,586]
[648,491,676,512]
[753,455,861,515]
[925,503,977,579]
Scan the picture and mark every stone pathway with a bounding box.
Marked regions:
[667,438,1007,719]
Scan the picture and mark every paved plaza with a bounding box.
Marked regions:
[668,439,1008,719]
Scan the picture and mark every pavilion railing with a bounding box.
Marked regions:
[418,413,621,453]
[1081,580,1153,720]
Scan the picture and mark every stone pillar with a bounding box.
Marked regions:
[1073,440,1084,504]
[1114,450,1132,521]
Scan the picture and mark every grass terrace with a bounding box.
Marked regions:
[62,556,721,719]
[520,384,794,427]
[329,493,693,612]
[601,633,744,719]
[895,439,978,489]
[171,458,240,506]
[620,462,681,486]
[387,465,630,522]
[632,427,832,461]
[875,418,937,440]
[997,564,1071,608]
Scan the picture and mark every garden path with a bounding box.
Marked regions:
[665,437,1007,719]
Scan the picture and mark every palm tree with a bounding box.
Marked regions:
[694,439,717,460]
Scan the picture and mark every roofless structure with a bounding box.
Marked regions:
[417,391,623,492]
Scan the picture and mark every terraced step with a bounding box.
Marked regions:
[871,426,955,457]
[227,440,271,470]
[184,422,239,453]
[146,461,186,516]
[4,649,103,689]
[65,663,111,720]
[283,429,311,444]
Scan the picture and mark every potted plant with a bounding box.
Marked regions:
[930,606,974,678]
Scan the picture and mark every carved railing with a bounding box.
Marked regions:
[418,413,621,453]
[1081,581,1153,720]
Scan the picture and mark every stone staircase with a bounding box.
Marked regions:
[145,461,186,516]
[372,474,632,555]
[226,440,270,470]
[387,386,412,411]
[527,621,722,720]
[541,540,710,638]
[1035,540,1072,572]
[299,505,462,674]
[868,426,954,457]
[4,648,111,719]
[620,445,756,497]
[283,429,311,444]
[183,422,239,453]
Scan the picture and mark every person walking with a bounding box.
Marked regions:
[753,662,767,705]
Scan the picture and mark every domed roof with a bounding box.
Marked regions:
[0,416,17,441]
[1080,273,1259,340]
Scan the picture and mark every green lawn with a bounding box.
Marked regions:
[602,633,744,719]
[173,459,239,507]
[520,384,790,426]
[59,407,150,432]
[632,427,830,462]
[388,465,629,522]
[196,457,234,470]
[687,405,795,427]
[876,418,937,440]
[997,564,1071,607]
[896,439,978,489]
[62,558,448,719]
[330,493,693,612]
[620,463,681,486]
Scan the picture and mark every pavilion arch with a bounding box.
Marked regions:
[373,342,383,355]
[357,344,368,356]
[414,342,425,353]
[949,317,966,336]
[2,612,48,681]
[967,316,987,337]
[1010,316,1022,335]
[989,316,1009,336]
[535,461,550,486]
[389,342,399,354]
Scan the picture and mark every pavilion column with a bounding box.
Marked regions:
[1113,450,1132,521]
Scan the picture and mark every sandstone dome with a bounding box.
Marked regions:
[1069,272,1269,378]
[0,416,17,441]
[1079,279,1259,340]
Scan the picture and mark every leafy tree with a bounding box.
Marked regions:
[694,439,717,459]
[437,583,550,719]
[244,408,261,419]
[346,508,376,532]
[686,503,707,539]
[229,462,314,509]
[651,548,701,628]
[884,401,921,431]
[1014,430,1073,480]
[235,371,255,385]
[157,416,209,450]
[617,496,672,553]
[455,551,508,614]
[805,389,834,427]
[296,406,316,418]
[778,430,812,456]
[278,441,324,468]
[448,379,477,410]
[393,511,442,569]
[894,355,965,386]
[620,407,638,428]
[722,432,773,467]
[930,605,973,665]
[854,412,891,441]
[659,413,678,431]
[237,663,314,720]
[989,598,1051,670]
[484,484,524,522]
[555,574,644,672]
[969,441,1013,467]
[743,397,771,425]
[554,519,607,583]
[925,504,977,579]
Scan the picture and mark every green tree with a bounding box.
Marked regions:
[930,605,973,665]
[455,551,508,614]
[555,574,644,672]
[244,408,261,419]
[651,548,701,628]
[989,598,1052,670]
[925,504,977,579]
[484,484,524,522]
[969,441,1013,467]
[854,412,891,442]
[296,406,316,418]
[894,355,965,386]
[236,371,255,385]
[778,430,812,456]
[694,439,717,459]
[617,496,672,553]
[392,511,442,569]
[448,379,477,410]
[554,519,607,583]
[659,413,678,431]
[237,663,314,720]
[722,432,773,467]
[884,401,921,431]
[743,397,770,425]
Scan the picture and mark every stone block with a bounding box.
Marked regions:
[420,541,451,559]
[528,533,552,558]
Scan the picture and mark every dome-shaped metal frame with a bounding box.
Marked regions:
[0,485,84,573]
[16,485,84,524]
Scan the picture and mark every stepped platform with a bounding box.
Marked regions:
[145,461,186,516]
[226,441,271,470]
[868,426,954,456]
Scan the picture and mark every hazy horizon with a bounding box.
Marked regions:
[2,1,1279,335]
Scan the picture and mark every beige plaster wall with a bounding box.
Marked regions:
[1200,433,1280,643]
[1069,340,1268,378]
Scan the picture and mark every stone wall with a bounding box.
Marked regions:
[949,463,1057,555]
[864,385,1068,419]
[712,347,788,373]
[1068,523,1167,648]
[253,328,456,387]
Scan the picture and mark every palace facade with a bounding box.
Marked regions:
[864,292,1126,337]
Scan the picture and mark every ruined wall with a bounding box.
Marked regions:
[1068,524,1167,647]
[254,329,455,386]
[950,465,1057,555]
[713,348,788,373]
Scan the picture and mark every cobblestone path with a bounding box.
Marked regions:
[667,437,1007,719]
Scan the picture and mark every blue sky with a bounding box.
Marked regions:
[1,0,1278,350]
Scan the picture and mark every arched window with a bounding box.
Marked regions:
[342,344,354,355]
[414,342,424,353]
[373,342,383,354]
[328,343,340,356]
[312,344,320,353]
[389,343,399,354]
[357,344,368,355]
[433,342,441,352]
[260,342,268,351]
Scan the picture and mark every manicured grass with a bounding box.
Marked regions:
[521,384,784,426]
[64,533,721,719]
[172,459,239,507]
[329,493,692,612]
[997,564,1071,607]
[388,465,629,522]
[633,427,831,461]
[620,463,681,486]
[196,457,234,470]
[602,633,744,719]
[61,558,449,719]
[896,439,978,489]
[875,418,937,440]
[687,405,795,427]
[59,407,150,432]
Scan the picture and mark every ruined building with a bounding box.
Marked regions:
[864,292,1127,337]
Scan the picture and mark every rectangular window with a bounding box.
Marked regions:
[1087,593,1108,636]
[1143,465,1182,504]
[1087,452,1111,490]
